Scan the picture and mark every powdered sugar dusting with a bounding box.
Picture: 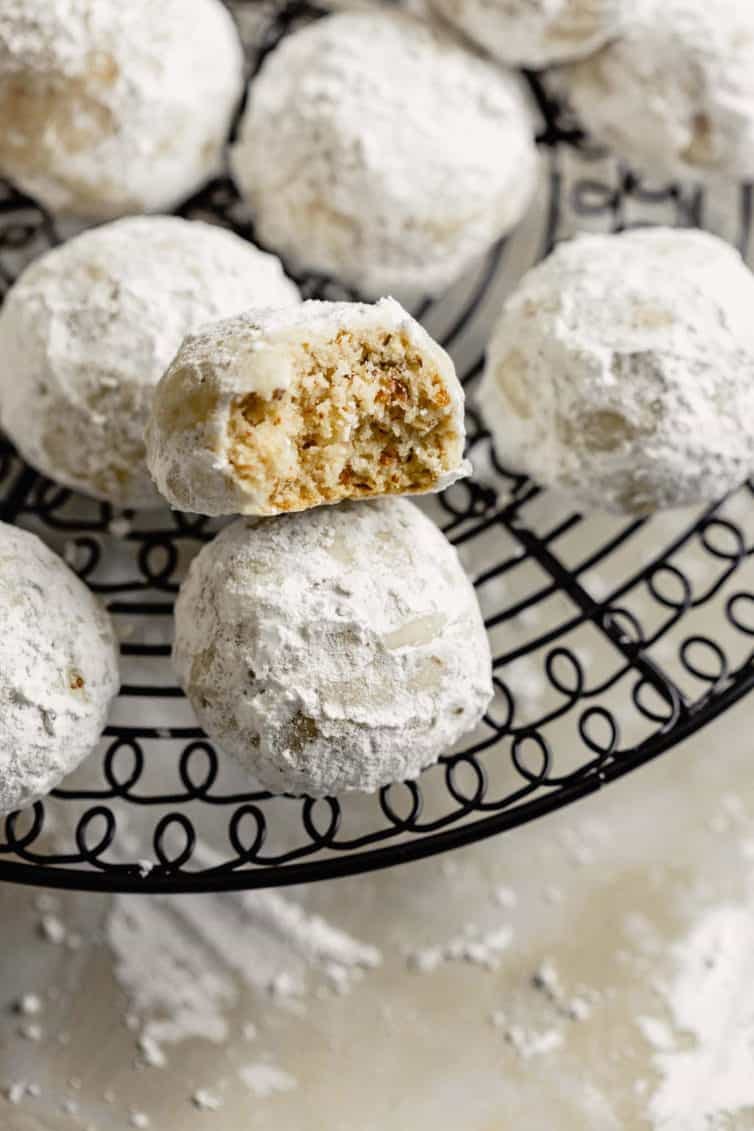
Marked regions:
[240,1063,297,1098]
[407,924,513,973]
[107,844,382,1066]
[641,904,754,1131]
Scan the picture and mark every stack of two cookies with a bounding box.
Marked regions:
[144,296,493,798]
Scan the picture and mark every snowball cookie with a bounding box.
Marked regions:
[174,499,493,795]
[0,0,243,219]
[146,298,470,517]
[0,522,119,816]
[230,9,537,296]
[0,216,300,508]
[561,0,754,182]
[428,0,624,68]
[479,227,754,515]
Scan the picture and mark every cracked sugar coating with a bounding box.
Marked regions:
[146,298,470,517]
[230,9,537,296]
[479,227,754,515]
[0,216,300,508]
[0,521,119,816]
[561,0,754,182]
[428,0,624,68]
[0,0,243,218]
[173,499,493,795]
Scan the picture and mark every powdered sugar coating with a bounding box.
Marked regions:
[173,499,493,796]
[0,0,243,218]
[428,0,624,68]
[479,227,754,515]
[0,216,300,508]
[561,0,754,182]
[0,521,119,816]
[145,297,470,517]
[230,9,537,296]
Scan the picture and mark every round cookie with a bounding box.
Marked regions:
[0,216,300,508]
[145,298,470,517]
[561,0,754,182]
[479,227,754,515]
[173,499,493,796]
[429,0,624,68]
[0,521,119,816]
[230,9,537,296]
[0,0,243,218]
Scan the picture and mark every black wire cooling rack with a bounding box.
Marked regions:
[0,0,753,893]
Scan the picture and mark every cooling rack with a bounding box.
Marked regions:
[0,0,753,893]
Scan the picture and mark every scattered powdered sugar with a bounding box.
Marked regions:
[5,1081,31,1105]
[503,658,546,715]
[239,1063,298,1099]
[16,993,43,1016]
[637,1015,674,1052]
[493,885,517,910]
[531,959,593,1021]
[640,903,754,1131]
[504,1025,564,1059]
[107,842,381,1067]
[191,1089,222,1112]
[108,517,132,539]
[108,892,236,1060]
[39,914,67,944]
[407,924,513,973]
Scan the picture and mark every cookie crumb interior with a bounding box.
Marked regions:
[227,328,461,512]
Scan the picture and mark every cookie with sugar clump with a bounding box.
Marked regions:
[0,521,119,817]
[0,216,300,508]
[0,0,243,218]
[428,0,625,68]
[479,227,754,515]
[173,498,493,796]
[560,0,754,182]
[230,8,537,296]
[145,298,470,517]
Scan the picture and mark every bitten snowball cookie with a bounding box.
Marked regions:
[561,0,754,182]
[479,227,754,515]
[0,216,300,508]
[174,499,493,796]
[0,0,243,218]
[428,0,624,68]
[0,522,119,816]
[230,10,537,296]
[146,298,470,517]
